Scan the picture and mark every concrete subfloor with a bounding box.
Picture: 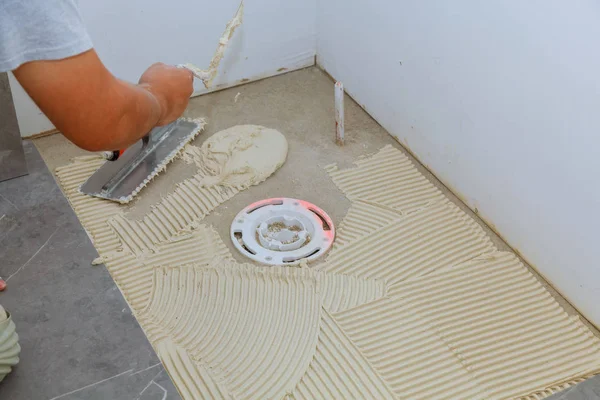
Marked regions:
[4,66,599,399]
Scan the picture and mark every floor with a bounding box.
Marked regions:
[1,66,599,399]
[0,142,180,399]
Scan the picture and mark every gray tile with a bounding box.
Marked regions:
[47,365,180,400]
[0,143,180,400]
[0,196,70,278]
[0,72,28,182]
[139,382,173,400]
[150,369,179,399]
[0,192,19,215]
[0,205,18,245]
[547,376,600,400]
[0,141,59,209]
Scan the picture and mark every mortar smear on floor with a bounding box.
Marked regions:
[56,125,288,309]
[55,135,600,399]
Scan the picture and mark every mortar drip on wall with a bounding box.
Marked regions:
[179,1,244,89]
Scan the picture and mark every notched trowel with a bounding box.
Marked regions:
[80,118,205,204]
[79,1,244,204]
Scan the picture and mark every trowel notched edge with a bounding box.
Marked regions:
[79,117,205,204]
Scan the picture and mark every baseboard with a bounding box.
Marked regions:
[190,56,315,98]
[22,128,60,140]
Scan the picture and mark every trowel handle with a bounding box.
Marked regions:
[102,149,125,161]
[102,134,151,161]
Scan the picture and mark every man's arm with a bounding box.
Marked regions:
[13,49,193,152]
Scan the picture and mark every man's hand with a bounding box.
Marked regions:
[13,50,194,152]
[138,63,194,126]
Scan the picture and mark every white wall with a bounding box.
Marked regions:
[11,0,317,136]
[318,0,600,327]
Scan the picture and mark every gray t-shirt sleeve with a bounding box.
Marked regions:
[0,0,93,72]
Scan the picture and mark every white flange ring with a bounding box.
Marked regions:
[230,198,335,266]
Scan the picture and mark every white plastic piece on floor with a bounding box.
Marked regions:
[335,81,345,145]
[230,198,335,266]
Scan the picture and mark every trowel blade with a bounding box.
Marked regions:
[80,118,202,204]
